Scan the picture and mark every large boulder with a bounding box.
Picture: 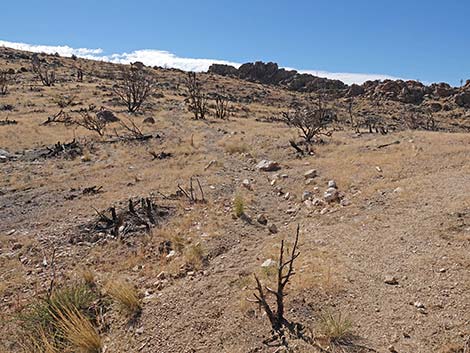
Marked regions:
[455,92,470,108]
[346,84,365,97]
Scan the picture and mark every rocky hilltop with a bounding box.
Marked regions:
[209,61,470,108]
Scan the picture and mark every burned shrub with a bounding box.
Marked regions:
[31,55,57,86]
[75,197,173,243]
[113,65,156,113]
[282,96,336,144]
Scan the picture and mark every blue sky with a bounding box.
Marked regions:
[1,0,468,85]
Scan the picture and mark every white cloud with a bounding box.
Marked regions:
[0,39,401,84]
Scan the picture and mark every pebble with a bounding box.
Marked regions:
[304,169,317,179]
[268,224,278,234]
[384,275,399,285]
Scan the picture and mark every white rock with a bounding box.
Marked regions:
[261,259,276,267]
[304,169,317,179]
[256,160,280,172]
[324,187,339,202]
[242,179,252,190]
[166,250,176,258]
[328,180,337,189]
[302,191,313,201]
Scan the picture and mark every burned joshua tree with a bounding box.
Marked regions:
[0,69,14,95]
[184,72,208,120]
[214,93,229,119]
[113,65,156,113]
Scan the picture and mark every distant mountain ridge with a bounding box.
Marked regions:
[209,61,470,108]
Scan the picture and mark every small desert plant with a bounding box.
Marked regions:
[105,278,141,317]
[184,72,208,120]
[233,195,245,217]
[318,311,353,345]
[113,65,155,113]
[31,56,56,86]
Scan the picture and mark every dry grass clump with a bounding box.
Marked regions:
[184,242,205,269]
[318,311,353,345]
[18,283,102,353]
[224,141,249,154]
[51,305,102,353]
[105,278,141,317]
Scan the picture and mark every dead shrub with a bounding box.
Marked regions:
[113,65,155,113]
[184,72,208,120]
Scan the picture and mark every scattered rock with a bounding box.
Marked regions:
[256,214,268,225]
[302,191,313,201]
[414,301,425,309]
[340,199,351,207]
[261,259,276,267]
[324,187,339,202]
[304,169,317,179]
[328,180,337,189]
[242,179,252,190]
[268,224,278,234]
[256,159,280,172]
[384,275,399,285]
[166,250,177,259]
[143,117,156,124]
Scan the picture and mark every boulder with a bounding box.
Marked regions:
[256,160,280,172]
[346,84,365,97]
[455,92,470,108]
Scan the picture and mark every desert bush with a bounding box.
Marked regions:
[282,95,336,144]
[105,278,141,317]
[184,72,208,120]
[31,56,56,87]
[113,65,155,113]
